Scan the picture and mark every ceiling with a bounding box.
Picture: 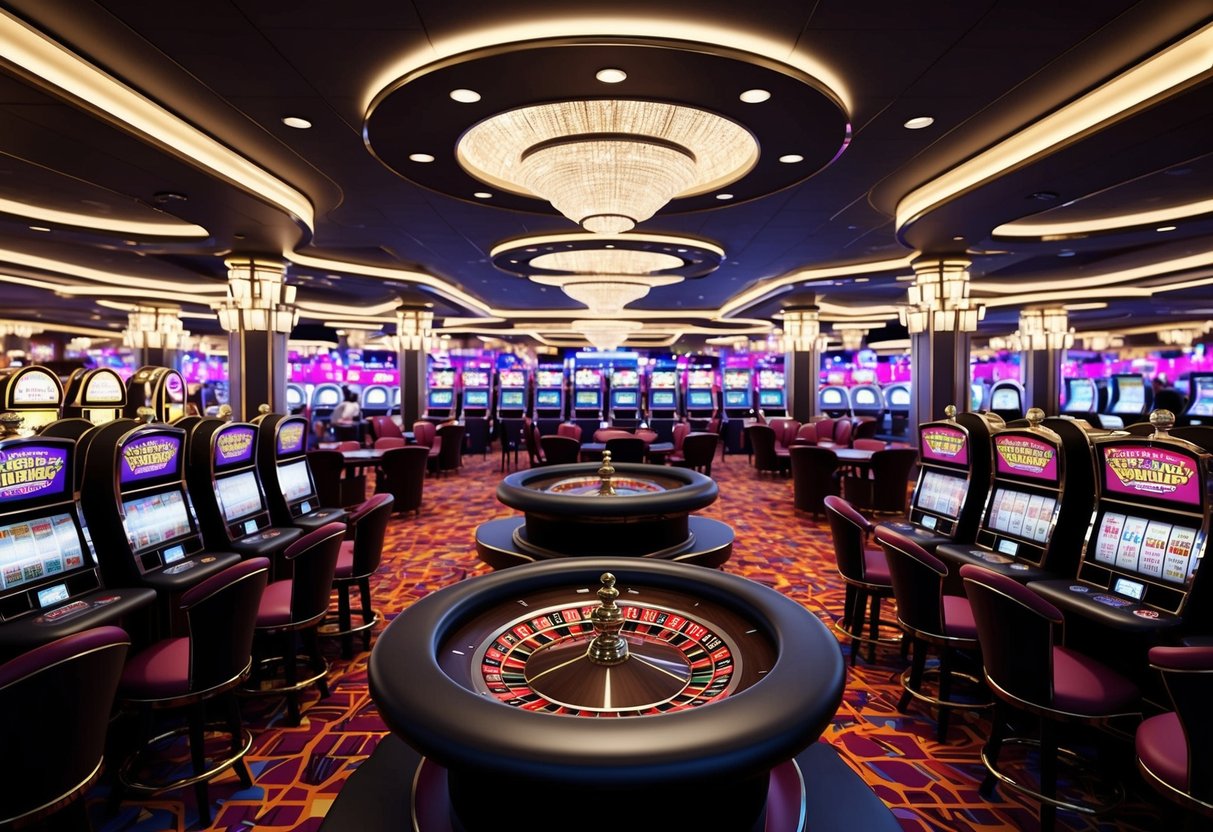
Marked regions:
[0,0,1210,354]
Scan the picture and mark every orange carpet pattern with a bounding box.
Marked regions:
[94,452,1171,831]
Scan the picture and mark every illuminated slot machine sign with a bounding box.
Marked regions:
[756,369,786,410]
[818,385,849,416]
[61,367,127,425]
[124,365,187,423]
[848,383,884,418]
[253,412,347,530]
[573,367,603,412]
[1030,434,1212,634]
[1063,377,1097,414]
[721,368,752,412]
[0,366,64,433]
[0,436,154,655]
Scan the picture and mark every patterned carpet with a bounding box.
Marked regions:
[91,450,1174,831]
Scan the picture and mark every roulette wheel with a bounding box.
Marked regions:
[368,556,845,831]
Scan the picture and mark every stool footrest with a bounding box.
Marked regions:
[242,654,330,696]
[900,667,992,710]
[120,725,253,794]
[982,737,1124,815]
[833,617,903,646]
[319,610,381,639]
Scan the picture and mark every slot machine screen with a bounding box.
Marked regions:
[686,390,713,408]
[970,383,985,411]
[431,370,456,389]
[1090,511,1198,586]
[757,370,783,389]
[364,387,389,406]
[1190,377,1213,417]
[216,471,263,523]
[759,390,784,408]
[651,390,676,407]
[536,370,565,388]
[277,460,313,503]
[994,434,1059,481]
[919,424,969,466]
[650,371,677,389]
[575,391,600,408]
[991,387,1020,411]
[315,386,341,407]
[0,513,86,591]
[986,487,1058,543]
[462,370,490,388]
[121,490,192,553]
[574,368,602,387]
[613,391,638,406]
[723,369,751,389]
[428,389,454,407]
[611,369,639,387]
[889,387,911,407]
[1100,444,1202,510]
[914,470,966,521]
[820,388,845,407]
[286,386,306,409]
[724,390,748,408]
[686,369,714,389]
[852,387,879,407]
[500,391,525,408]
[499,369,526,388]
[464,390,489,407]
[1066,381,1095,411]
[1113,377,1145,413]
[536,390,561,407]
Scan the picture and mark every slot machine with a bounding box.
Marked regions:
[877,405,1003,553]
[124,365,187,424]
[847,383,884,424]
[721,366,754,455]
[460,364,493,455]
[1029,412,1213,684]
[817,384,850,419]
[76,419,242,633]
[495,367,529,451]
[61,367,127,426]
[533,364,566,435]
[0,365,64,434]
[285,382,308,416]
[361,385,392,419]
[309,381,344,426]
[683,361,717,429]
[756,365,787,418]
[251,410,349,531]
[1061,376,1099,425]
[201,380,229,416]
[935,409,1105,584]
[424,367,458,423]
[645,363,681,443]
[986,379,1025,422]
[608,366,641,427]
[882,382,911,436]
[0,433,155,661]
[184,419,303,569]
[572,361,604,437]
[1100,373,1151,429]
[1180,372,1213,427]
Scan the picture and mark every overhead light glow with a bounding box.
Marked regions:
[281,116,312,129]
[473,192,493,199]
[739,89,770,103]
[1157,225,1177,232]
[449,88,481,103]
[778,154,804,164]
[595,68,627,84]
[903,116,935,130]
[408,153,436,163]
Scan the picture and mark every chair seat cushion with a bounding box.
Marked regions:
[941,594,978,640]
[335,540,356,579]
[256,579,295,627]
[121,637,191,699]
[862,547,891,584]
[1051,646,1139,715]
[1136,711,1187,791]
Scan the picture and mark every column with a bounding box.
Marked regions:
[394,304,434,429]
[214,257,297,421]
[779,304,822,424]
[1017,307,1071,414]
[909,328,971,429]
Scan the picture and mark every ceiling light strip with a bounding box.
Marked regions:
[285,252,492,315]
[718,255,916,318]
[993,196,1213,238]
[0,196,208,238]
[0,11,314,231]
[971,249,1213,294]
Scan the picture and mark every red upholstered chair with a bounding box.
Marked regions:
[635,428,658,445]
[813,417,837,444]
[824,495,901,665]
[373,436,406,449]
[434,422,466,475]
[852,438,888,451]
[0,626,130,832]
[745,423,790,476]
[246,522,344,725]
[789,445,840,518]
[540,434,581,465]
[791,422,819,446]
[670,432,719,475]
[368,415,404,443]
[556,422,583,441]
[324,493,394,659]
[1137,646,1213,822]
[375,445,428,516]
[411,420,436,448]
[960,565,1141,832]
[593,428,635,443]
[335,440,361,452]
[832,418,853,447]
[875,527,989,742]
[853,417,881,440]
[113,558,270,827]
[605,435,647,463]
[768,417,801,449]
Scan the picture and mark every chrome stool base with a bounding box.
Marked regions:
[982,737,1124,816]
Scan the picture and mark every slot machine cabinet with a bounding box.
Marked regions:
[0,434,156,661]
[533,365,566,436]
[124,365,188,424]
[571,364,605,438]
[877,405,1003,553]
[0,365,64,435]
[1029,412,1213,685]
[286,382,308,416]
[721,367,754,455]
[252,409,349,531]
[646,365,681,442]
[184,419,303,569]
[847,383,885,424]
[986,379,1026,423]
[683,362,717,430]
[1061,376,1098,419]
[361,384,392,418]
[60,367,126,426]
[77,420,242,634]
[935,409,1104,584]
[423,367,458,423]
[310,382,344,426]
[755,366,787,419]
[495,368,529,450]
[608,366,642,428]
[460,366,493,456]
[882,382,911,436]
[1100,373,1151,429]
[1180,372,1213,427]
[818,385,850,418]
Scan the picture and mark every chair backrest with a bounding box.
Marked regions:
[814,417,837,440]
[960,563,1060,708]
[832,418,853,446]
[746,424,779,469]
[412,420,436,447]
[181,557,271,693]
[369,415,404,441]
[789,445,840,513]
[635,428,658,445]
[1148,644,1213,803]
[540,434,581,465]
[436,423,466,470]
[852,438,887,451]
[853,417,880,440]
[605,435,647,463]
[557,422,583,441]
[672,421,691,451]
[866,447,920,513]
[306,449,345,509]
[769,418,800,448]
[524,422,545,465]
[346,492,394,577]
[874,526,949,638]
[282,522,345,626]
[0,626,130,828]
[680,432,719,473]
[823,495,875,583]
[336,440,361,451]
[794,422,818,444]
[594,428,634,443]
[377,445,428,513]
[373,436,406,449]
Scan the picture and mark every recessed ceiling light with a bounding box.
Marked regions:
[473,192,492,199]
[715,193,734,200]
[281,116,312,129]
[952,235,964,241]
[903,116,934,130]
[28,225,50,232]
[595,68,627,84]
[449,88,481,103]
[1057,249,1076,257]
[1156,225,1177,232]
[778,154,804,164]
[408,153,435,163]
[739,89,770,103]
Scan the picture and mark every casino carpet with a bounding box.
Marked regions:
[91,451,1171,832]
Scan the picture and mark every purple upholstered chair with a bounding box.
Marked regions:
[114,558,270,827]
[960,564,1141,832]
[324,492,394,659]
[0,626,130,831]
[824,495,901,665]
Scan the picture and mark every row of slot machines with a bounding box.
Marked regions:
[879,404,1213,698]
[0,404,347,662]
[1062,373,1213,429]
[288,381,400,422]
[0,364,190,434]
[818,382,912,434]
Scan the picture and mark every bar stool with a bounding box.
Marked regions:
[322,493,394,658]
[823,495,902,665]
[875,526,990,742]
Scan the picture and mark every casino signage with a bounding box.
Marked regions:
[1103,446,1200,506]
[214,426,256,466]
[121,434,182,483]
[919,425,968,465]
[277,422,306,455]
[995,435,1058,481]
[0,445,68,500]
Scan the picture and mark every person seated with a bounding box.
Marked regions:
[330,387,363,443]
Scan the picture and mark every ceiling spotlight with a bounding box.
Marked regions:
[1057,249,1076,257]
[408,153,436,163]
[778,154,804,164]
[595,68,627,84]
[1156,225,1177,232]
[903,116,935,130]
[739,89,771,103]
[28,225,50,232]
[473,192,493,199]
[449,88,481,103]
[715,193,734,200]
[281,116,312,129]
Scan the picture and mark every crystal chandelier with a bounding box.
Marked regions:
[214,258,298,334]
[1159,322,1210,346]
[573,320,643,351]
[123,306,189,350]
[0,320,42,339]
[1018,307,1074,351]
[899,258,984,334]
[458,100,757,233]
[558,278,652,315]
[528,249,686,313]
